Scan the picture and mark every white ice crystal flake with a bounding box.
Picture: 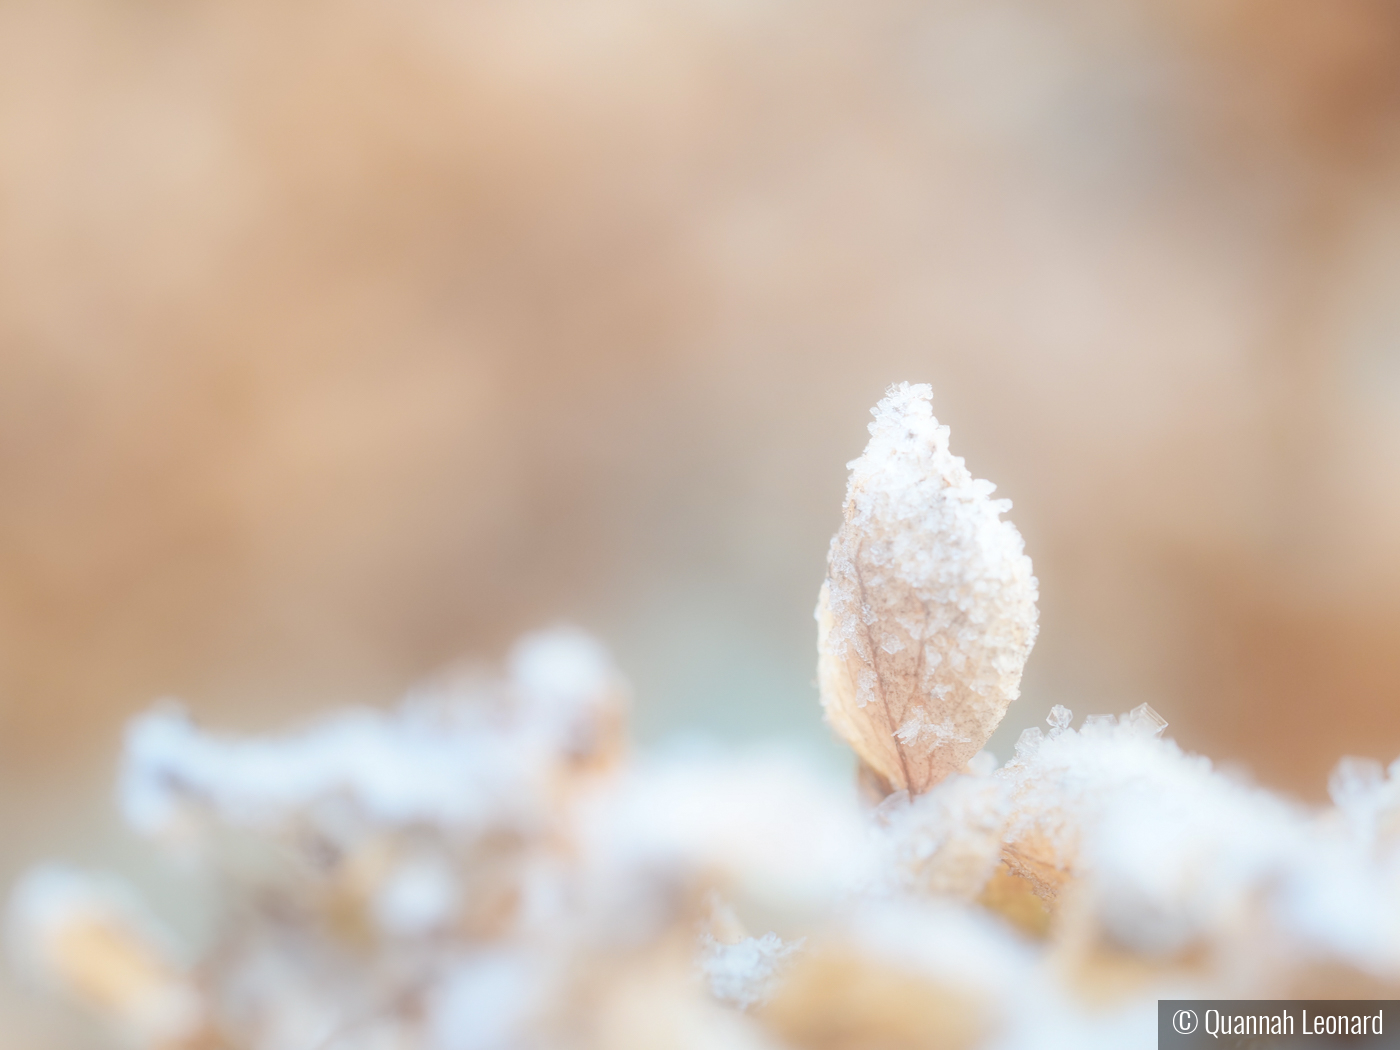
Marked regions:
[698,932,804,1010]
[855,666,878,708]
[817,383,1039,795]
[1125,702,1168,738]
[894,709,971,748]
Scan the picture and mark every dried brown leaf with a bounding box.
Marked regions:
[817,384,1038,794]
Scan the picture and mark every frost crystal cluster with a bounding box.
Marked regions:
[12,386,1400,1050]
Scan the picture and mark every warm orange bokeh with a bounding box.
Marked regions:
[4,2,1400,1041]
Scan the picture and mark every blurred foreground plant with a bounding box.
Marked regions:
[12,384,1400,1050]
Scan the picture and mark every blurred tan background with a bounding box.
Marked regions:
[4,0,1400,1040]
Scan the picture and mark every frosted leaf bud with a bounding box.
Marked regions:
[817,383,1039,795]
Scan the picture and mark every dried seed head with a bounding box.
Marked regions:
[817,383,1039,795]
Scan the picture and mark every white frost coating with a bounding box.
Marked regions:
[373,856,460,936]
[510,625,627,768]
[988,705,1400,981]
[895,710,971,748]
[121,627,626,843]
[872,771,1013,899]
[862,702,1400,1006]
[818,382,1039,795]
[121,700,543,836]
[698,932,804,1010]
[509,625,616,716]
[579,747,873,922]
[997,704,1215,896]
[427,951,540,1050]
[849,899,1035,996]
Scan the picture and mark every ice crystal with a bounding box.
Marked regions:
[894,710,971,748]
[698,932,804,1010]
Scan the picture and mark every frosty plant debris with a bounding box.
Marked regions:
[12,384,1400,1050]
